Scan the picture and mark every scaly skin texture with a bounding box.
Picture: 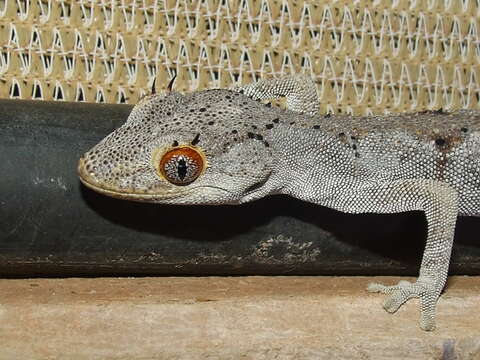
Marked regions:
[78,76,480,331]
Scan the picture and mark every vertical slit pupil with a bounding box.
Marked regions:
[177,158,187,180]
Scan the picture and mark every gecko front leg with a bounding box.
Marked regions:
[231,75,319,115]
[366,180,458,331]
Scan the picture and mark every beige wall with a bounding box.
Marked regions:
[0,0,479,114]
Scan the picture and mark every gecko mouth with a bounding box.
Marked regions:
[77,157,189,201]
[78,157,234,203]
[78,175,190,201]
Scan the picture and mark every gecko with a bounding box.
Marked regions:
[78,76,480,331]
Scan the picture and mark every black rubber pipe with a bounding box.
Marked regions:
[1,99,479,277]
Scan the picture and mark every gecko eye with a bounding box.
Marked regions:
[159,146,205,185]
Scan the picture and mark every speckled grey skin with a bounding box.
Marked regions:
[78,76,480,331]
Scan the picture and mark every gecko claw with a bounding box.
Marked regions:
[367,279,438,331]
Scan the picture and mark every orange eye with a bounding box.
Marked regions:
[159,146,205,185]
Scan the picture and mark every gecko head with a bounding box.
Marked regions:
[78,89,278,205]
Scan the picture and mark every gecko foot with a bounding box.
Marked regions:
[367,279,438,331]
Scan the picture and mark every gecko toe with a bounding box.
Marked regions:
[367,282,387,293]
[367,282,399,294]
[382,287,416,313]
[367,279,439,331]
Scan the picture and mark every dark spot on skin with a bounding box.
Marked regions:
[313,125,320,129]
[265,102,272,107]
[232,129,238,134]
[435,138,446,147]
[290,122,295,125]
[226,95,231,100]
[177,159,187,180]
[166,112,171,116]
[351,136,356,140]
[247,132,255,139]
[352,144,357,150]
[355,152,360,158]
[264,141,270,147]
[266,124,274,129]
[239,89,244,94]
[432,134,462,154]
[208,121,215,125]
[461,127,468,133]
[255,134,263,141]
[338,132,345,137]
[273,118,280,123]
[199,108,206,112]
[172,140,179,147]
[191,133,200,146]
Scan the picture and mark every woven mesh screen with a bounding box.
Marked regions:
[0,0,479,114]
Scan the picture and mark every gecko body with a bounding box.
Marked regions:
[78,76,480,331]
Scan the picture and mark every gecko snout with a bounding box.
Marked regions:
[77,155,101,191]
[77,151,115,192]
